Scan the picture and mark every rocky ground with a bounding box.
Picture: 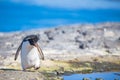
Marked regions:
[0,22,120,80]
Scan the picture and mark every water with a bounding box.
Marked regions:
[63,72,120,80]
[0,1,120,32]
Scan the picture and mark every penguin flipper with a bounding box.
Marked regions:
[14,42,22,60]
[35,43,44,60]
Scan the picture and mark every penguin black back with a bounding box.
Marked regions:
[23,35,39,46]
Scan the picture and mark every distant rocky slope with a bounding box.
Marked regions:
[0,22,120,80]
[0,22,120,60]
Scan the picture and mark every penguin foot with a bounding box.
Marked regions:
[35,67,40,70]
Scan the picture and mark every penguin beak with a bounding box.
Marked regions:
[34,43,44,60]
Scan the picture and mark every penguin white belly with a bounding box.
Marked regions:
[21,41,40,70]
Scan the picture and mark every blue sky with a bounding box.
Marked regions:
[0,0,120,32]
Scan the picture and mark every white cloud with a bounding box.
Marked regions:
[8,0,120,9]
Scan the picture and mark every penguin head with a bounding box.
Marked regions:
[23,35,39,46]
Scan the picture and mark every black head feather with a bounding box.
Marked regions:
[23,35,39,45]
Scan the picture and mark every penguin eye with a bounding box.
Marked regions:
[28,39,35,45]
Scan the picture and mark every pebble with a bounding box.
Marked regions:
[83,78,90,80]
[96,78,104,80]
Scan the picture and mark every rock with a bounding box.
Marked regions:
[104,30,115,37]
[85,63,91,67]
[61,30,65,34]
[75,36,82,43]
[83,78,90,80]
[79,43,85,49]
[114,78,119,80]
[0,70,45,80]
[44,30,54,40]
[82,31,87,36]
[79,42,88,49]
[96,78,104,80]
[118,37,120,40]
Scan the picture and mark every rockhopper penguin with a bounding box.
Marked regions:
[14,35,44,71]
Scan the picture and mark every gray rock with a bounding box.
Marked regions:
[0,70,45,80]
[96,78,104,80]
[83,78,91,80]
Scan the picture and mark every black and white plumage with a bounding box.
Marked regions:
[14,35,44,70]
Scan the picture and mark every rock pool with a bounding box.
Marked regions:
[63,72,120,80]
